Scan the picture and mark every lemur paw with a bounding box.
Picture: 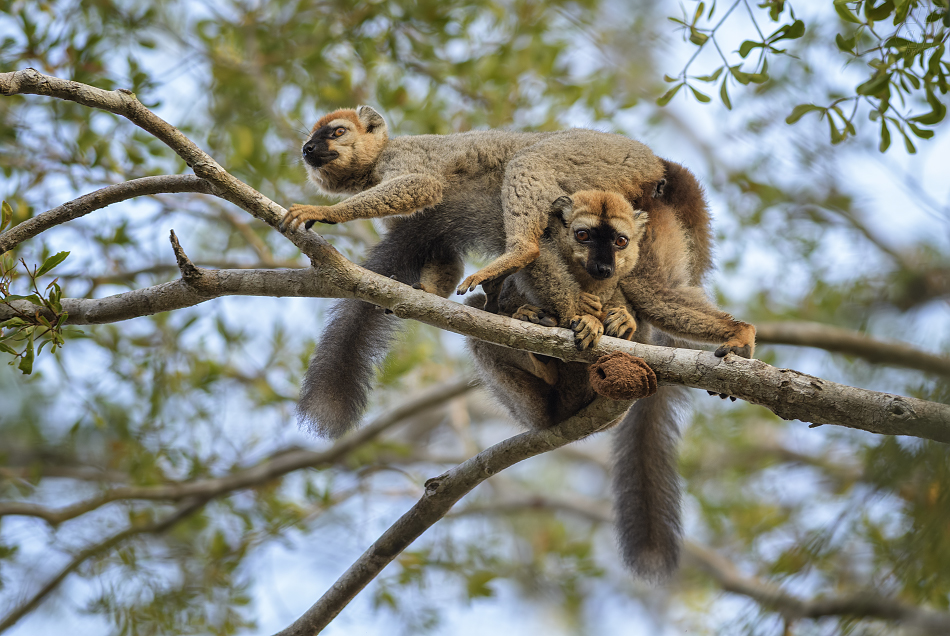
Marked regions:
[603,307,637,340]
[279,204,339,232]
[513,304,558,327]
[714,323,756,359]
[456,269,498,295]
[578,292,603,316]
[569,314,604,351]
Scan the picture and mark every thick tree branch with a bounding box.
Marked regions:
[273,396,634,636]
[2,256,947,442]
[0,175,214,253]
[4,70,944,443]
[0,68,330,261]
[757,320,950,377]
[0,377,474,524]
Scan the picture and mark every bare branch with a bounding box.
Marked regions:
[0,175,213,253]
[455,496,950,635]
[757,320,950,377]
[0,498,206,635]
[0,377,474,524]
[686,542,950,635]
[273,396,634,636]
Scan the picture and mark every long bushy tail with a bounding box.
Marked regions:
[296,297,397,438]
[610,384,690,581]
[295,213,465,438]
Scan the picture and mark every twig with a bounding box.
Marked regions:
[0,175,214,254]
[273,396,633,636]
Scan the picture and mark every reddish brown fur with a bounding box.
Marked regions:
[313,109,364,133]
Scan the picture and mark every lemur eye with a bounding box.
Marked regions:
[575,229,590,242]
[333,127,346,137]
[615,236,629,248]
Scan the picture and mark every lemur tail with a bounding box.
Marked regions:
[610,385,690,582]
[296,214,462,438]
[296,297,397,438]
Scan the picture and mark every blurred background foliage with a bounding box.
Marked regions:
[0,0,948,634]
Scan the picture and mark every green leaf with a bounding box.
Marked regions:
[694,66,724,82]
[36,251,69,277]
[720,79,732,110]
[663,74,679,83]
[4,294,42,305]
[907,122,935,139]
[739,40,763,58]
[689,85,712,103]
[1,200,11,232]
[689,29,709,46]
[879,118,891,151]
[656,83,684,106]
[786,104,823,123]
[834,1,863,23]
[835,33,856,52]
[866,0,895,21]
[17,332,33,374]
[856,72,891,97]
[901,127,917,153]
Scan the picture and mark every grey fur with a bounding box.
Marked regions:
[286,108,666,436]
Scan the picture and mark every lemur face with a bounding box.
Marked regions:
[550,191,648,282]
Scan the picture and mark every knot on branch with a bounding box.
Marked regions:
[168,230,201,283]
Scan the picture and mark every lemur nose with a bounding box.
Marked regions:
[597,263,613,278]
[303,143,316,157]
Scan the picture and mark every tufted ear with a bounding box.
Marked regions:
[356,105,387,135]
[551,195,574,225]
[652,178,667,198]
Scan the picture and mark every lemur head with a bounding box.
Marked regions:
[301,105,389,191]
[550,190,648,282]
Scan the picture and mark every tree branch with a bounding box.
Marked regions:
[0,68,330,262]
[454,496,950,635]
[0,175,214,253]
[0,497,207,635]
[0,377,474,524]
[686,542,950,635]
[273,396,634,636]
[2,256,947,442]
[756,320,950,377]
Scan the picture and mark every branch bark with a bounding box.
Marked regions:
[756,320,950,377]
[273,396,634,636]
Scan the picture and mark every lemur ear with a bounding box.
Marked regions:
[551,195,574,225]
[356,105,387,135]
[652,178,667,198]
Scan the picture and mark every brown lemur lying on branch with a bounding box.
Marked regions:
[469,186,755,580]
[280,105,674,436]
[280,106,754,581]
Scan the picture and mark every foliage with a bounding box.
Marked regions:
[664,0,949,150]
[0,1,948,635]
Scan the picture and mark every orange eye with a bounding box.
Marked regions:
[615,236,629,248]
[333,127,346,137]
[575,229,590,242]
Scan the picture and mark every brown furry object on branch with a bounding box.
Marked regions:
[589,352,658,401]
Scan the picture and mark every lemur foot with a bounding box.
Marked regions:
[603,307,637,340]
[714,323,756,359]
[513,304,558,327]
[570,314,604,351]
[279,204,340,232]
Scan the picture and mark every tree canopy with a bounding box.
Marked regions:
[0,1,948,635]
